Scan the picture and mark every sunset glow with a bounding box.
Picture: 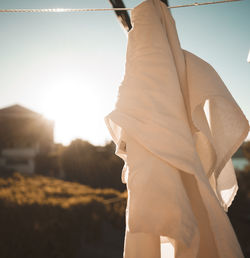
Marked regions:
[40,75,106,146]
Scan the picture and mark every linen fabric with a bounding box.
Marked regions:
[123,132,224,258]
[104,0,249,257]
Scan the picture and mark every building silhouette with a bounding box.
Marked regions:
[0,104,54,174]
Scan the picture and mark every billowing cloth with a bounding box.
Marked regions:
[104,0,250,257]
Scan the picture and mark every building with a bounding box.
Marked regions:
[0,104,54,174]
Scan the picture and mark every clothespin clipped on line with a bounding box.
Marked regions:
[108,0,132,32]
[108,0,242,32]
[108,0,169,32]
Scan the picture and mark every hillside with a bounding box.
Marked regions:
[0,172,127,258]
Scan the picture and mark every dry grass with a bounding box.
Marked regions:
[0,172,127,258]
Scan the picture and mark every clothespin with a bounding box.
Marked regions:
[108,0,169,32]
[108,0,132,32]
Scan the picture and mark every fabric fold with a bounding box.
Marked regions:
[104,0,249,257]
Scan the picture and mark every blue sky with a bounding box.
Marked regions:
[0,0,249,145]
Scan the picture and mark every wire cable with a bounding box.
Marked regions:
[0,0,242,13]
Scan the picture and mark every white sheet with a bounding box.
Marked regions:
[105,0,249,257]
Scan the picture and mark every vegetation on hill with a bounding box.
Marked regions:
[0,172,127,258]
[35,139,126,191]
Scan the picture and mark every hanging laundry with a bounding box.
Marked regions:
[104,0,250,257]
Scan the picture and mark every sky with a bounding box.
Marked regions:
[0,0,249,146]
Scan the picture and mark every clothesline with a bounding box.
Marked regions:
[0,0,242,13]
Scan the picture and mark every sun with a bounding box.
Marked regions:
[40,76,105,146]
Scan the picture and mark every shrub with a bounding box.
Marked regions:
[0,172,126,258]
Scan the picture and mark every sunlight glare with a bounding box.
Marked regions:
[41,75,104,146]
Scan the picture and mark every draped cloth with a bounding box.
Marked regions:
[104,0,250,257]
